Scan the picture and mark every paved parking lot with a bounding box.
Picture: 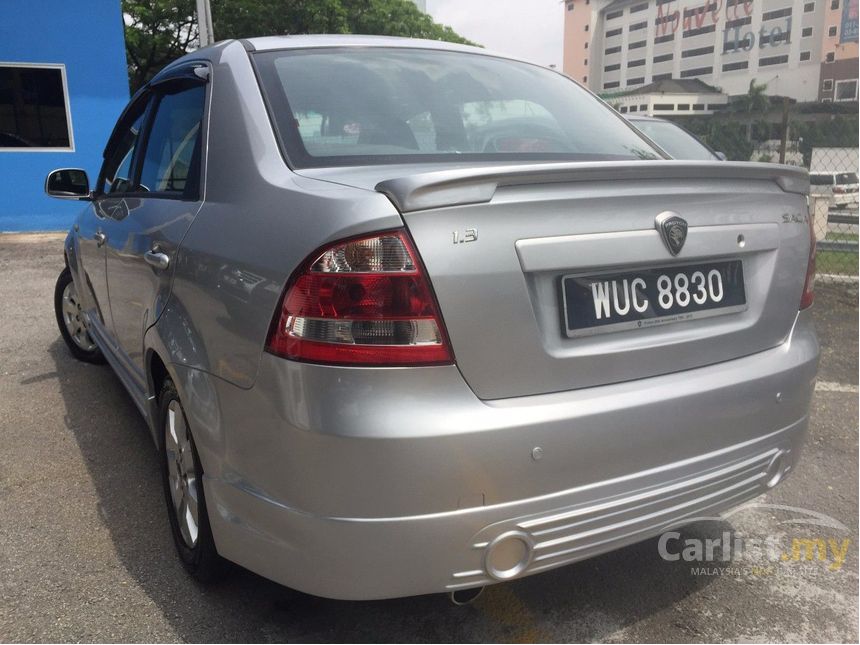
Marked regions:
[1,233,857,643]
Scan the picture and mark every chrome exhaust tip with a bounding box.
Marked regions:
[449,586,484,605]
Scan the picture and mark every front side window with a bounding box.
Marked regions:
[0,64,72,149]
[835,79,858,101]
[138,85,205,195]
[100,105,148,195]
[810,174,834,186]
[254,48,660,168]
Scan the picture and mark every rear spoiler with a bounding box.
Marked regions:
[375,161,810,213]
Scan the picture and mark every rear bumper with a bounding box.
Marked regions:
[202,310,818,600]
[832,193,859,206]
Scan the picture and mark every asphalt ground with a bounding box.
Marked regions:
[0,232,857,643]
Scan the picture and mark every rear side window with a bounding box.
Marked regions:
[810,174,834,186]
[836,172,858,184]
[138,85,205,196]
[254,48,660,168]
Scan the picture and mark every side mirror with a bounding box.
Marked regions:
[45,168,92,200]
[715,151,727,161]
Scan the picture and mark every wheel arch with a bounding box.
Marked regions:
[144,325,224,481]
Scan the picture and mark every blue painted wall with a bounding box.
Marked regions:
[0,0,129,231]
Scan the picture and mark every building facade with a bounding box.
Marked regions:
[0,0,129,231]
[818,0,859,99]
[563,0,859,102]
[613,77,730,114]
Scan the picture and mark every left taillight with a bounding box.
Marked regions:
[266,229,453,366]
[800,205,816,310]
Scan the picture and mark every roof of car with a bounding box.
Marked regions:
[162,36,576,89]
[242,34,497,57]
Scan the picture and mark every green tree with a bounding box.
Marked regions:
[682,118,753,161]
[124,0,198,92]
[735,79,770,115]
[791,116,860,166]
[123,0,476,92]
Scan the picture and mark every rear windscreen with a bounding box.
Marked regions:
[253,47,661,168]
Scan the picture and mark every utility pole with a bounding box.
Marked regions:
[778,95,790,164]
[196,0,215,47]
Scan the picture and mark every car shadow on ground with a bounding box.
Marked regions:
[48,337,724,643]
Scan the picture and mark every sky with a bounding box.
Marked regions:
[427,0,565,70]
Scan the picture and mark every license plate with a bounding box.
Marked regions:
[561,260,746,338]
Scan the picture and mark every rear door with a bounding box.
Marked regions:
[104,68,207,385]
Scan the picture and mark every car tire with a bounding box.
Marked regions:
[54,267,105,364]
[159,379,228,583]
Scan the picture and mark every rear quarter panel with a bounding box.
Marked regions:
[157,41,402,389]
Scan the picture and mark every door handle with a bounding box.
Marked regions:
[144,249,170,271]
[93,231,106,247]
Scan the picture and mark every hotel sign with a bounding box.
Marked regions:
[656,0,753,35]
[842,0,858,43]
[656,0,792,50]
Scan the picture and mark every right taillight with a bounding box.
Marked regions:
[800,206,816,310]
[266,229,453,366]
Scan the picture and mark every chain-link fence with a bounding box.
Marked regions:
[675,103,859,282]
[748,143,859,283]
[757,144,857,283]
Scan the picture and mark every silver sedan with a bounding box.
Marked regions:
[48,35,818,601]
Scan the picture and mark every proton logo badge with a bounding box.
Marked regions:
[655,211,688,256]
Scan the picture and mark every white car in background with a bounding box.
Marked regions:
[810,171,859,209]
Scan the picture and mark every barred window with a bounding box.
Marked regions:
[726,17,752,28]
[759,54,789,66]
[682,45,714,58]
[680,66,713,77]
[763,7,792,20]
[683,24,716,37]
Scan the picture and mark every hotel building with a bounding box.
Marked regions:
[563,0,859,103]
